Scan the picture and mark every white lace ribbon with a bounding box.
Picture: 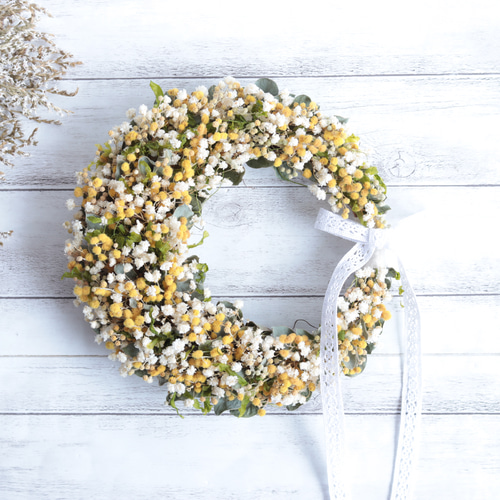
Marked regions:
[315,208,422,500]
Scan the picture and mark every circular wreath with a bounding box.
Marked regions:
[64,77,399,418]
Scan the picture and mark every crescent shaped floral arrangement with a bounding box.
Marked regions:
[63,77,401,417]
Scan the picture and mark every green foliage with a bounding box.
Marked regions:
[387,268,401,280]
[216,363,248,387]
[344,350,368,377]
[85,214,104,230]
[274,164,307,186]
[254,78,279,96]
[169,394,184,418]
[246,157,274,169]
[272,326,293,338]
[193,397,212,415]
[213,396,242,415]
[335,115,349,124]
[374,173,387,194]
[154,239,171,262]
[294,327,315,339]
[86,215,102,224]
[377,205,391,214]
[293,94,311,107]
[222,168,245,185]
[122,344,140,358]
[229,395,259,418]
[173,204,194,220]
[114,263,137,279]
[190,194,205,216]
[62,268,83,280]
[286,388,313,411]
[150,81,164,107]
[138,156,156,178]
[218,300,243,321]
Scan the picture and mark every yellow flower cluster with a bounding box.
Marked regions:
[64,77,396,417]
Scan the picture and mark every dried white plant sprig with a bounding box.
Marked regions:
[0,0,82,170]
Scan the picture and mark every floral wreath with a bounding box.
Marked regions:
[64,77,401,418]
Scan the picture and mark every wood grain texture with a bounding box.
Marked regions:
[4,75,500,188]
[1,355,498,415]
[1,414,499,500]
[0,188,498,297]
[2,0,500,497]
[2,295,498,356]
[35,0,500,79]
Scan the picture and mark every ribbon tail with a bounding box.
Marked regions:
[321,241,376,500]
[390,261,423,500]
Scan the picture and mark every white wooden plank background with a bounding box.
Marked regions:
[1,0,499,498]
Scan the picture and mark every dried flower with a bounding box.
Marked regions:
[0,0,81,244]
[0,0,81,171]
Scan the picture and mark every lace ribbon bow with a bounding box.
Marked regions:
[315,208,422,500]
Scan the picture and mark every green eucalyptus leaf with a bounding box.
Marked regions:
[173,204,194,220]
[217,300,243,321]
[272,326,294,338]
[365,342,376,355]
[335,115,349,124]
[254,78,279,97]
[387,268,401,280]
[114,263,125,274]
[247,157,273,169]
[231,398,258,418]
[85,214,104,230]
[208,85,216,100]
[294,328,316,339]
[293,94,311,107]
[377,205,391,214]
[115,161,122,180]
[176,280,192,293]
[222,168,245,185]
[122,344,140,358]
[213,396,241,416]
[344,350,368,377]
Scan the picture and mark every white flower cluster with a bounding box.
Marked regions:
[336,266,396,376]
